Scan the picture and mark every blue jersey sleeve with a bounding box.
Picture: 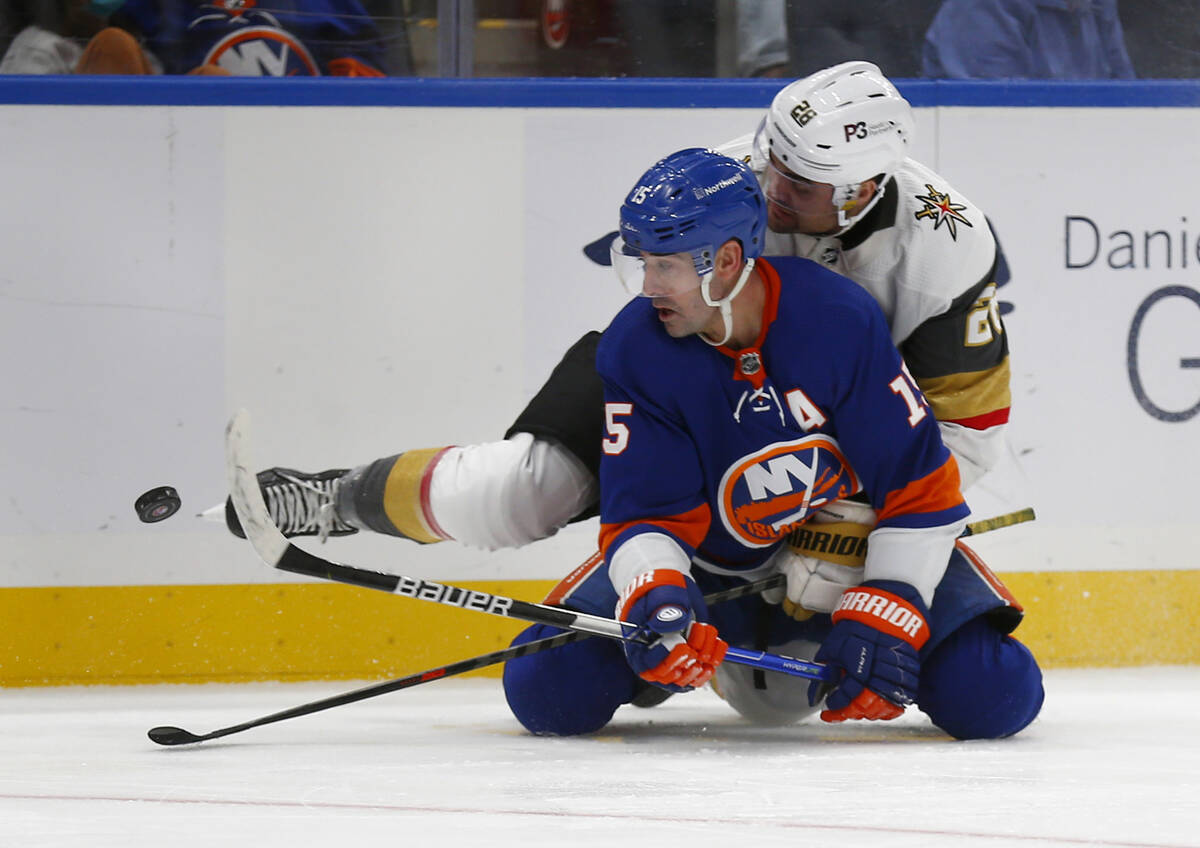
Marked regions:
[818,291,968,532]
[596,306,712,562]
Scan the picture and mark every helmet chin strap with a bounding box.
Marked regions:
[699,259,756,347]
[834,180,887,233]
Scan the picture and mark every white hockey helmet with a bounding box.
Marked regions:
[757,61,914,190]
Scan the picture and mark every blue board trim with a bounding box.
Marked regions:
[2,75,1199,109]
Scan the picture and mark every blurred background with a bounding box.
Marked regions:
[1,0,1193,81]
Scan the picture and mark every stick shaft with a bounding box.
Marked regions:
[271,541,829,680]
[962,507,1036,536]
[153,417,1035,747]
[146,497,1032,747]
[151,632,585,745]
[226,410,832,682]
[146,576,783,745]
[226,412,1036,696]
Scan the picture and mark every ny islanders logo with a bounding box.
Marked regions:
[191,2,321,76]
[717,435,861,548]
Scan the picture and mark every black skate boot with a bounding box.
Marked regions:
[225,468,358,541]
[630,680,675,708]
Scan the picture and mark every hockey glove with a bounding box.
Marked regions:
[765,552,865,622]
[616,569,728,693]
[763,500,873,622]
[808,580,929,723]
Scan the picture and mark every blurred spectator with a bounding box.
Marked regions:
[735,0,786,77]
[783,0,940,77]
[735,1,939,79]
[1119,0,1200,78]
[0,0,156,73]
[115,0,409,76]
[611,0,716,77]
[0,2,13,57]
[922,0,1135,79]
[360,0,413,75]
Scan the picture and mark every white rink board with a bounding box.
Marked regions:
[1,100,1197,587]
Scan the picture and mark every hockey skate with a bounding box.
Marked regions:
[225,468,358,541]
[630,682,674,708]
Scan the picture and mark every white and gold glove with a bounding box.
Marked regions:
[764,499,876,621]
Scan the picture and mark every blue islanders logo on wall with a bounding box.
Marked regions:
[717,434,861,548]
[191,1,321,76]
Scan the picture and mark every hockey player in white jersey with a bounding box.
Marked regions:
[734,68,1007,489]
[226,61,1012,636]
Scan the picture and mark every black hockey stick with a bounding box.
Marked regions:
[162,412,1032,747]
[146,575,780,746]
[222,410,833,680]
[146,501,1033,747]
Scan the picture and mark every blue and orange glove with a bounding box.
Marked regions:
[808,579,929,722]
[616,569,728,693]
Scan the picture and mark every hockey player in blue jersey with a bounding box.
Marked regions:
[501,148,1043,738]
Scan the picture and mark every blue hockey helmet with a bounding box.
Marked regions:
[613,147,767,294]
[613,148,767,345]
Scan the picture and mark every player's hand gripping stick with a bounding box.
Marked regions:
[808,580,929,722]
[616,569,728,692]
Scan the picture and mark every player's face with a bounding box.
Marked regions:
[764,154,840,235]
[642,252,715,338]
[612,238,705,297]
[640,252,702,298]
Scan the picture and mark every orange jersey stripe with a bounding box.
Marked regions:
[599,503,712,559]
[543,550,605,606]
[716,259,782,391]
[718,258,781,357]
[955,539,1023,612]
[877,456,965,524]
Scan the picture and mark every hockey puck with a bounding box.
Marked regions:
[135,486,181,523]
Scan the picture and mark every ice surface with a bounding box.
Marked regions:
[1,667,1197,847]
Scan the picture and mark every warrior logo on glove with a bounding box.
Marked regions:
[717,434,861,547]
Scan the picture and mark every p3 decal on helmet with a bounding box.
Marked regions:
[759,61,914,189]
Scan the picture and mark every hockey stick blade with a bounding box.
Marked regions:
[146,575,783,746]
[146,636,580,746]
[224,410,833,683]
[148,725,208,746]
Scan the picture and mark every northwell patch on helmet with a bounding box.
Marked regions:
[717,434,861,548]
